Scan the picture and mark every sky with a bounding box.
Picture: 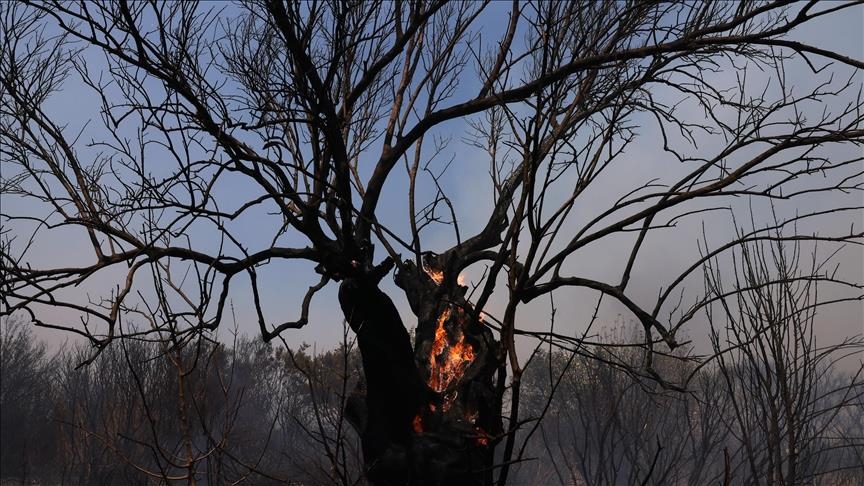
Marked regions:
[2,2,862,374]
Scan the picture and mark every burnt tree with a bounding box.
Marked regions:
[2,1,862,484]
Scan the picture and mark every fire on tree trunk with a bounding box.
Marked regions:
[340,255,500,485]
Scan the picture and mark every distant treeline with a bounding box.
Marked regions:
[1,318,366,485]
[1,317,862,485]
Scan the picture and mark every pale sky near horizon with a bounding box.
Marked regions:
[2,2,862,374]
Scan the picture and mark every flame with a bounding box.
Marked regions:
[416,267,488,441]
[427,306,475,394]
[457,273,467,286]
[425,266,444,285]
[430,307,452,362]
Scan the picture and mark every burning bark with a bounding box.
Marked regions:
[402,255,501,479]
[339,254,500,485]
[428,306,474,395]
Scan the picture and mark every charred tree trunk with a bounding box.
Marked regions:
[339,274,426,484]
[338,256,500,485]
[397,256,501,485]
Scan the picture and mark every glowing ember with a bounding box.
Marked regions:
[412,414,424,433]
[475,427,489,446]
[427,306,475,393]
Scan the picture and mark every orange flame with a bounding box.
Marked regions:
[424,266,444,285]
[416,267,487,439]
[427,306,475,394]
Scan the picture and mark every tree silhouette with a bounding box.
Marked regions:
[1,1,861,484]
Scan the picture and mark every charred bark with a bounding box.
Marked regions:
[398,256,501,485]
[338,275,428,484]
[338,256,500,485]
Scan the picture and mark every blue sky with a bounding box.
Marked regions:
[2,2,861,370]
